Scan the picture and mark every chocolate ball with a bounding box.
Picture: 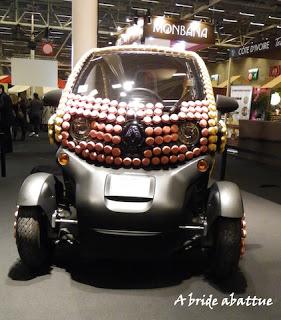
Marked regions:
[97,154,105,162]
[104,145,112,154]
[154,126,163,136]
[112,147,121,157]
[89,152,97,161]
[151,157,160,165]
[145,137,154,146]
[155,136,164,145]
[114,157,122,166]
[142,158,150,166]
[112,135,121,145]
[161,156,169,165]
[169,155,178,164]
[145,127,154,136]
[123,157,132,166]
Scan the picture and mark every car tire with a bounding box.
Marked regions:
[211,217,241,280]
[16,206,53,270]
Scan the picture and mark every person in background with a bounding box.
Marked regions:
[28,92,43,137]
[42,104,55,131]
[13,92,27,141]
[0,84,14,153]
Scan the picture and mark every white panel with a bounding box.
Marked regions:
[11,58,58,87]
[144,37,170,47]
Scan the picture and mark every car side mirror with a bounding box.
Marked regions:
[216,95,239,114]
[43,89,62,107]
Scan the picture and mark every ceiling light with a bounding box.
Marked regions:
[269,15,281,20]
[99,2,115,7]
[120,92,127,97]
[223,18,238,23]
[175,3,192,8]
[51,31,64,35]
[131,7,147,12]
[239,12,255,17]
[123,81,135,91]
[208,8,224,13]
[194,15,209,19]
[173,73,186,77]
[250,22,264,26]
[57,14,71,18]
[112,83,122,89]
[164,11,180,16]
[277,25,281,28]
[141,0,159,3]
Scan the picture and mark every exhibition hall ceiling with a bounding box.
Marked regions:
[1,0,281,78]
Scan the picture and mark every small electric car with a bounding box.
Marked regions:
[14,45,245,279]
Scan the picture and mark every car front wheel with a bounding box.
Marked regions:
[16,206,53,270]
[211,217,241,280]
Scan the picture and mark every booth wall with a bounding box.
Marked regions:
[207,57,281,86]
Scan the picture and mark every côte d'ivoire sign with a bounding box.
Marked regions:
[144,16,215,44]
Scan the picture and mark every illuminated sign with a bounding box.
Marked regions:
[144,17,215,44]
[248,68,259,81]
[230,37,281,59]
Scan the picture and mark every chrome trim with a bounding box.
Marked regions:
[52,210,78,228]
[93,228,161,236]
[179,225,205,230]
[56,219,78,225]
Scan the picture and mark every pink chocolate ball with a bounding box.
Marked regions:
[62,121,70,130]
[199,119,208,128]
[63,113,71,121]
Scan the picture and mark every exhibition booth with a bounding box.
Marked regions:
[208,37,281,166]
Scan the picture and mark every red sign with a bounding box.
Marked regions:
[41,42,54,55]
[269,65,281,77]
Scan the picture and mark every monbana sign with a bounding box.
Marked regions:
[144,16,215,44]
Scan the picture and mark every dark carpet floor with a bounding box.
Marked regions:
[0,134,280,320]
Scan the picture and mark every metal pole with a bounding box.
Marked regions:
[30,12,35,59]
[220,57,232,180]
[226,57,232,97]
[15,0,18,21]
[30,12,35,96]
[72,0,98,68]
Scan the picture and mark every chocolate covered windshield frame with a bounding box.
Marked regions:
[62,45,214,104]
[49,45,226,168]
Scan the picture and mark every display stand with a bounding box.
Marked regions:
[0,132,6,177]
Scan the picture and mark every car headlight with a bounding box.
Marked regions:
[70,117,90,141]
[178,122,200,146]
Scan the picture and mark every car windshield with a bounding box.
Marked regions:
[72,52,205,107]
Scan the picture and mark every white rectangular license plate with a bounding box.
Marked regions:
[106,174,154,199]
